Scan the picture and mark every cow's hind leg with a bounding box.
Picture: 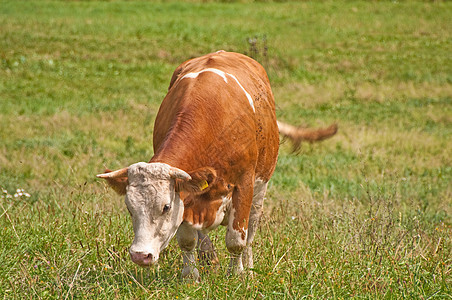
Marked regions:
[226,174,255,275]
[197,231,219,270]
[243,179,267,270]
[176,223,200,281]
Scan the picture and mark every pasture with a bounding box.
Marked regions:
[1,0,451,298]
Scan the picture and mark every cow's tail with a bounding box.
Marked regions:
[277,121,338,152]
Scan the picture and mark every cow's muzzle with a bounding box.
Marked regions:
[129,249,158,267]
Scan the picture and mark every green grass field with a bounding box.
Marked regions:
[1,0,451,298]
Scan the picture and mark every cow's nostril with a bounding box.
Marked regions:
[142,253,153,263]
[130,250,155,266]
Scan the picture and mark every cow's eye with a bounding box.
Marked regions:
[163,204,171,213]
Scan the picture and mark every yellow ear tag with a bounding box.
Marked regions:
[200,180,209,191]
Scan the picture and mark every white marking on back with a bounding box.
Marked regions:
[180,68,255,112]
[181,68,229,83]
[226,73,255,112]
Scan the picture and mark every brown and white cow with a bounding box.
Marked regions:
[98,51,278,279]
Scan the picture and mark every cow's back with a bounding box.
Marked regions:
[152,51,279,183]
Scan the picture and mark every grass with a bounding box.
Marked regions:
[1,0,451,298]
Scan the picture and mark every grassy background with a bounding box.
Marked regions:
[1,0,451,298]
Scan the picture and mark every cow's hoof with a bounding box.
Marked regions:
[245,269,255,279]
[227,254,244,276]
[181,267,200,282]
[198,252,220,274]
[227,264,244,277]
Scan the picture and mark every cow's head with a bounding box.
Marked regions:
[97,162,215,267]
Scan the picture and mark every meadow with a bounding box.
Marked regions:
[0,0,451,298]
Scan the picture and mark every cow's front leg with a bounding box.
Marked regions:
[226,175,254,275]
[176,222,199,281]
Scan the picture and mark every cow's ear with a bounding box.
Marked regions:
[176,167,216,195]
[97,168,129,195]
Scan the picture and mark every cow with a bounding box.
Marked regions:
[97,51,336,280]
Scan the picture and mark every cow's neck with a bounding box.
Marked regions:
[150,146,198,173]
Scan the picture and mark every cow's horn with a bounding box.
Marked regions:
[96,167,128,179]
[169,167,191,181]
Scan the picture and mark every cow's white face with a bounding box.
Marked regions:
[97,161,216,267]
[124,162,188,266]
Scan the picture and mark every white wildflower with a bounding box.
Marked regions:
[9,188,31,199]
